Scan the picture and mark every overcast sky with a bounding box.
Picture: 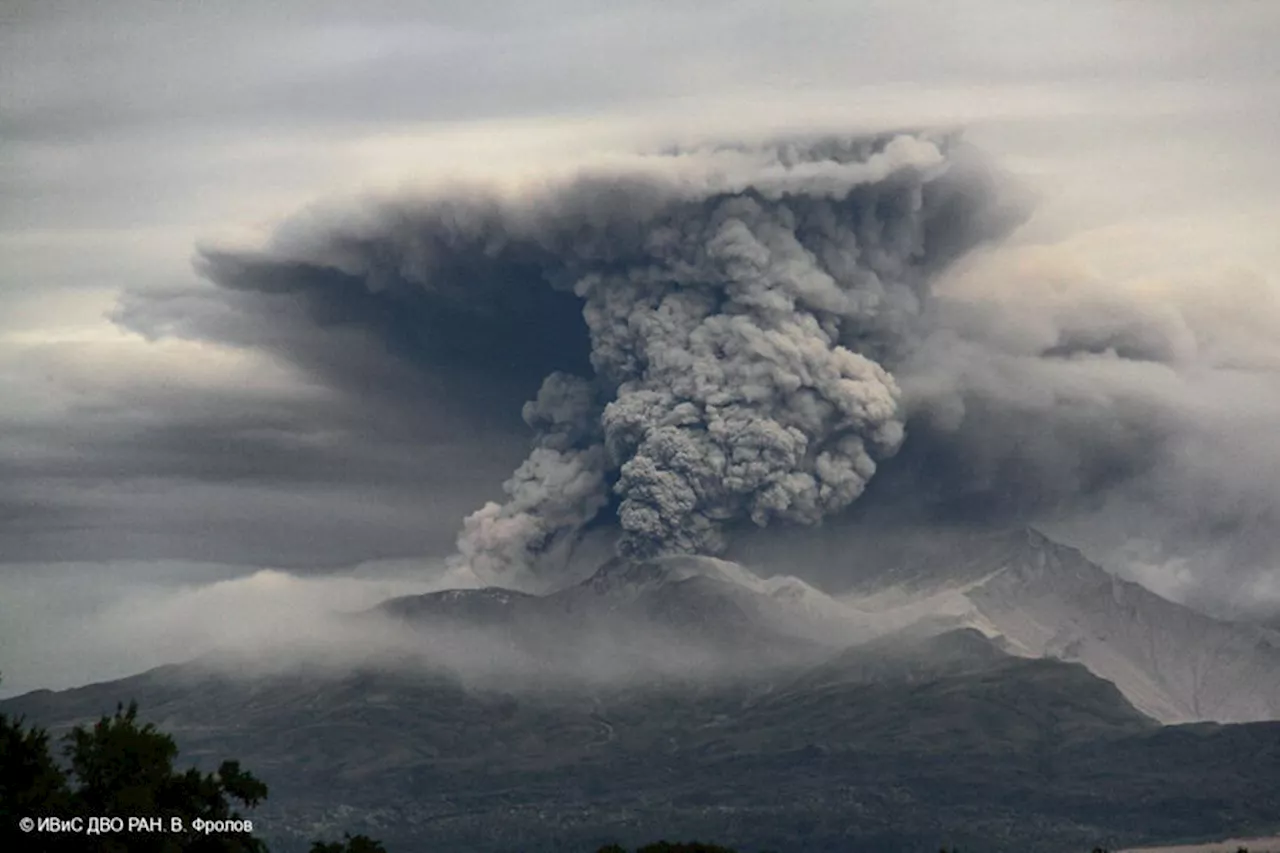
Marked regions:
[3,0,1280,694]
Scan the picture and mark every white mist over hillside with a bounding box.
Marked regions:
[4,525,1279,725]
[0,558,480,698]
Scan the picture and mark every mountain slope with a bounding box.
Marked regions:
[836,528,1280,724]
[373,554,866,682]
[379,532,1280,723]
[964,531,1280,723]
[3,630,1277,853]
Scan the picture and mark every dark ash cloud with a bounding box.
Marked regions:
[112,130,1280,613]
[117,132,1028,581]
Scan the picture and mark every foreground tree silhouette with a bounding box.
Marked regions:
[0,698,71,832]
[2,698,268,852]
[310,834,389,853]
[1,676,386,852]
[595,843,742,853]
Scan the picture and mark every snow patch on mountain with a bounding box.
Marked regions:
[963,530,1280,723]
[824,528,1280,724]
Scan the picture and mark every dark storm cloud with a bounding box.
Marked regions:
[0,309,535,567]
[116,253,591,427]
[0,368,530,566]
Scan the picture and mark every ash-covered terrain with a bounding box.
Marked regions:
[6,528,1280,853]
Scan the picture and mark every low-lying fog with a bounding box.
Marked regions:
[0,557,475,697]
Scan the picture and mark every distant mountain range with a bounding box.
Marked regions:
[829,528,1280,724]
[382,528,1280,723]
[4,528,1280,852]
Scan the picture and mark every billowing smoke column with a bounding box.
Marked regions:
[452,133,1000,576]
[122,130,1280,613]
[455,372,610,578]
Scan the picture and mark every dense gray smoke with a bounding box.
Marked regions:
[440,133,1015,574]
[581,206,907,559]
[107,130,1280,611]
[455,372,610,577]
[123,132,1022,580]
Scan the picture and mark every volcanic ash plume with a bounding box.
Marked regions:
[454,372,610,578]
[445,133,1008,577]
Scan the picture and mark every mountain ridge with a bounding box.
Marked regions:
[376,529,1280,723]
[956,529,1280,723]
[4,626,1277,853]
